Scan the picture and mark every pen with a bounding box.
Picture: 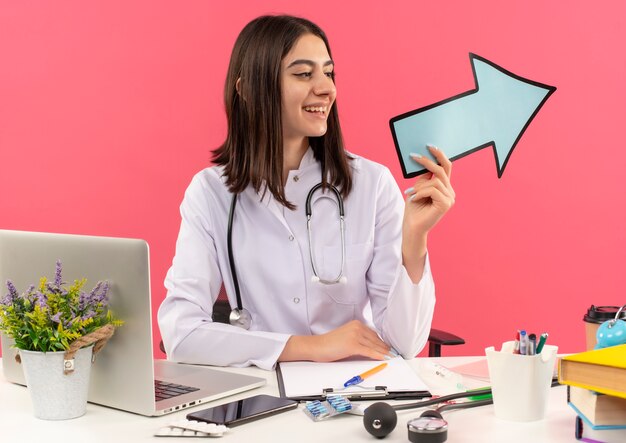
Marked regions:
[343,362,388,387]
[528,333,537,355]
[513,330,520,354]
[536,332,548,354]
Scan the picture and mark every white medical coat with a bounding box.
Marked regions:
[158,149,436,370]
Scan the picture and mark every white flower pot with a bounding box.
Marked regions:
[19,345,93,420]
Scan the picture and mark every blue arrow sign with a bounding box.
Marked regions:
[390,53,556,178]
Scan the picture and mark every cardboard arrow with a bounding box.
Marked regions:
[390,53,556,178]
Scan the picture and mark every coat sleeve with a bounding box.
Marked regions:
[157,175,290,370]
[366,167,436,358]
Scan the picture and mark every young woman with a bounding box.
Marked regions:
[158,15,455,370]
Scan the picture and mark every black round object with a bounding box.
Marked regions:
[363,402,398,439]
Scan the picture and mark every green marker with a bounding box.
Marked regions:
[536,332,548,354]
[466,387,493,401]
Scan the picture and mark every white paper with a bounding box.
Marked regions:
[279,357,429,398]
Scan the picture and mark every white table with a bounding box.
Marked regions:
[0,356,575,442]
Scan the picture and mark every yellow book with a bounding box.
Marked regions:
[558,344,626,400]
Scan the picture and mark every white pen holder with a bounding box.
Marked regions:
[485,341,558,422]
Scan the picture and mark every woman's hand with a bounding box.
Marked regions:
[278,320,391,362]
[402,145,455,282]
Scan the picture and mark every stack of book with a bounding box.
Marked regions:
[559,344,626,442]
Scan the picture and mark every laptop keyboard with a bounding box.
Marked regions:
[155,380,200,402]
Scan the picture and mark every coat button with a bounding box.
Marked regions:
[293,175,299,182]
[288,235,294,241]
[293,297,300,304]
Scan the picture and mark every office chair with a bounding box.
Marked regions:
[160,300,464,357]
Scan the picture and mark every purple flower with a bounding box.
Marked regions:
[35,292,48,308]
[1,281,17,306]
[85,281,109,306]
[79,290,96,312]
[98,281,110,304]
[54,259,63,286]
[7,280,19,301]
[51,312,62,323]
[87,281,102,304]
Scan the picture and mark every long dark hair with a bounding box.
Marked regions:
[212,15,352,210]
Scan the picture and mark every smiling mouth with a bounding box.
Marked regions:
[303,106,327,115]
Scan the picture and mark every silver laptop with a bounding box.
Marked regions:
[0,230,265,416]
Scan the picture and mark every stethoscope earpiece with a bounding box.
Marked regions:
[363,402,397,439]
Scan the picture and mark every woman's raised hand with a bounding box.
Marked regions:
[401,145,455,282]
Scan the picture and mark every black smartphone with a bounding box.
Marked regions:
[186,394,298,427]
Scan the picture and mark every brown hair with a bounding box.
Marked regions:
[212,15,352,210]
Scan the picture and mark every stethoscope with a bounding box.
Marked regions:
[227,183,347,329]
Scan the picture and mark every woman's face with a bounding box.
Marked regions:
[280,33,336,149]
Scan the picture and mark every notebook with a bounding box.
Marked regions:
[0,230,265,416]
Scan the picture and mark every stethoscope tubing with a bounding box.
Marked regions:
[306,183,346,285]
[227,182,346,328]
[227,194,244,314]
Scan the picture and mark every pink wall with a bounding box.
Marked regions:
[2,1,625,358]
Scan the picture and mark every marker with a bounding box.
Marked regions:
[519,330,528,355]
[343,362,388,387]
[528,333,537,355]
[466,387,493,401]
[536,333,548,354]
[513,330,521,354]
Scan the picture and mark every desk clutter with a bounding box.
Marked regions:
[558,343,626,442]
[155,419,228,438]
[559,305,626,442]
[513,329,549,355]
[485,339,558,421]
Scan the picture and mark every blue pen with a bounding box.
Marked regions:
[343,363,388,387]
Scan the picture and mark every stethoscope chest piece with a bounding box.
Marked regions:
[229,307,252,330]
[407,414,448,443]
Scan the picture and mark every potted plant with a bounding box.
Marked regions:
[0,260,122,420]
